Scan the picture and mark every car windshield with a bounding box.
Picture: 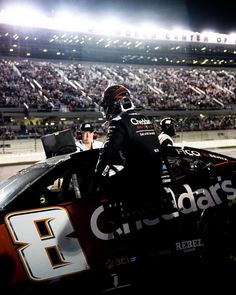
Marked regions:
[0,155,69,208]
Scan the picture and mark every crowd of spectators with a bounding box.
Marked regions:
[0,120,108,140]
[1,58,236,112]
[1,57,236,139]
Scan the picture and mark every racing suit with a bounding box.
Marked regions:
[90,110,166,209]
[158,132,174,146]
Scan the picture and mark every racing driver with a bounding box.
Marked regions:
[90,84,175,213]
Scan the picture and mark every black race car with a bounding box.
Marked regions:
[0,136,236,293]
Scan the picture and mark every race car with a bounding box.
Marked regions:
[0,136,236,293]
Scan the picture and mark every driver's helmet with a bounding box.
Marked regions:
[160,117,176,137]
[101,84,135,120]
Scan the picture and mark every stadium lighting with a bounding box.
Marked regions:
[138,22,159,39]
[94,17,120,36]
[52,11,77,31]
[228,33,236,44]
[52,11,94,32]
[1,4,236,46]
[0,5,50,28]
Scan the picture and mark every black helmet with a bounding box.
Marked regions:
[160,117,176,137]
[101,84,135,120]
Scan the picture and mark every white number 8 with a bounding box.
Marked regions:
[6,207,89,281]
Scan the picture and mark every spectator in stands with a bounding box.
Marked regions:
[90,84,176,214]
[75,122,103,151]
[158,117,177,146]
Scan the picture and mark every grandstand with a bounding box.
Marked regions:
[1,10,236,149]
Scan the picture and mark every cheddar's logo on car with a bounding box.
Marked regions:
[90,176,236,240]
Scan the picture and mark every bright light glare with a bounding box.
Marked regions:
[95,17,120,36]
[139,22,159,38]
[52,10,78,31]
[0,4,236,45]
[0,5,49,28]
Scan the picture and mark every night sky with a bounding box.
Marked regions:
[0,0,235,34]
